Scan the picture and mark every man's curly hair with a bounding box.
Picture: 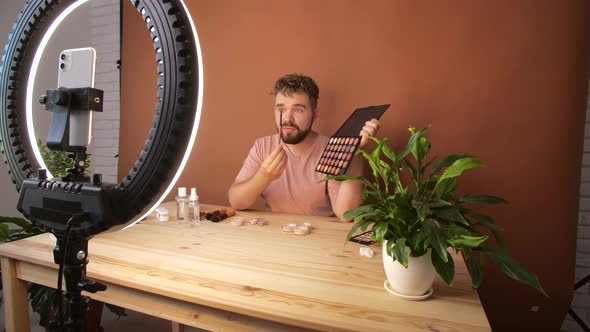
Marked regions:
[271,73,319,110]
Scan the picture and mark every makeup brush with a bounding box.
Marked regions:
[278,110,283,144]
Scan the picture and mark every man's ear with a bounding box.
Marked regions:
[313,106,320,121]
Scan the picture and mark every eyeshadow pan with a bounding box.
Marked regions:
[315,135,362,176]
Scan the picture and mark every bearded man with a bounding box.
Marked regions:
[228,74,381,218]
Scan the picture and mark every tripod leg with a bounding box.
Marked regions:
[62,237,89,332]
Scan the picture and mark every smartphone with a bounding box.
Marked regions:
[57,47,96,148]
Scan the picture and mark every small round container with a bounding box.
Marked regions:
[293,225,310,236]
[282,223,296,232]
[231,217,246,226]
[155,207,169,222]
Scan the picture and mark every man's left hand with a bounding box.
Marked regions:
[358,119,382,149]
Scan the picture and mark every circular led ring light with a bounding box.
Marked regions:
[0,0,203,229]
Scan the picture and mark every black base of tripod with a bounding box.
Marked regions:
[568,274,590,332]
[51,230,106,332]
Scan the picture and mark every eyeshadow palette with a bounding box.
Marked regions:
[349,230,376,245]
[315,136,361,175]
[316,104,390,176]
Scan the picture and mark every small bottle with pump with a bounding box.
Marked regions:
[189,187,200,226]
[176,187,189,223]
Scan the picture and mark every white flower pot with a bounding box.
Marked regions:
[382,240,436,298]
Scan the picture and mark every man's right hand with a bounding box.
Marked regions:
[229,144,287,210]
[257,144,287,182]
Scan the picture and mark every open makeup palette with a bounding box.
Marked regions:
[315,104,390,176]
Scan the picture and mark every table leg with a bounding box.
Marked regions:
[171,321,185,332]
[1,257,30,332]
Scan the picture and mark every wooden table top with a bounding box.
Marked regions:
[0,202,491,331]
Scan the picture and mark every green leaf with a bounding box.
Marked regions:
[432,249,455,286]
[438,157,484,183]
[483,247,547,296]
[0,216,34,231]
[376,159,392,189]
[490,228,508,249]
[429,199,452,208]
[105,303,127,317]
[466,250,482,287]
[381,140,396,162]
[403,158,419,183]
[322,174,374,190]
[420,158,435,174]
[430,154,474,176]
[411,136,430,163]
[412,199,430,220]
[393,238,409,267]
[396,126,430,162]
[342,204,383,222]
[458,195,508,205]
[448,235,488,248]
[442,224,472,238]
[385,239,395,260]
[356,149,385,189]
[423,218,448,262]
[373,222,388,243]
[464,211,500,229]
[434,178,458,199]
[432,206,469,225]
[345,222,364,242]
[0,224,9,242]
[464,211,507,247]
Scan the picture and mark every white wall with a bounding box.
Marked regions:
[0,0,120,217]
[562,85,590,332]
[90,0,120,184]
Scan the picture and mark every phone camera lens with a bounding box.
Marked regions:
[60,63,65,70]
[60,54,66,60]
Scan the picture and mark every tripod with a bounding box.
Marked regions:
[49,214,106,332]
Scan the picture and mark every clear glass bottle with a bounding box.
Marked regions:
[176,187,189,223]
[189,187,200,226]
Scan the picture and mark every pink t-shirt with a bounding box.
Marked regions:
[235,133,341,216]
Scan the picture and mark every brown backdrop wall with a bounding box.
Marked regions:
[120,1,590,330]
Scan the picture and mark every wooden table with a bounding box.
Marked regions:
[0,203,491,331]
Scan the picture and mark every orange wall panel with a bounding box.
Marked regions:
[121,1,590,330]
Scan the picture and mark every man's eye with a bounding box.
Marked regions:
[295,109,303,113]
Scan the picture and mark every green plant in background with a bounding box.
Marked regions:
[38,139,91,178]
[0,142,125,330]
[326,126,546,295]
[0,216,43,243]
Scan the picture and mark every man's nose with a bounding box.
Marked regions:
[282,109,294,123]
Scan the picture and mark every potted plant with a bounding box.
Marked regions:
[326,126,545,299]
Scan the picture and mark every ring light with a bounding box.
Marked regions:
[0,0,203,231]
[0,0,202,329]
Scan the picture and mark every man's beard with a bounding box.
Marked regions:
[280,121,312,144]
